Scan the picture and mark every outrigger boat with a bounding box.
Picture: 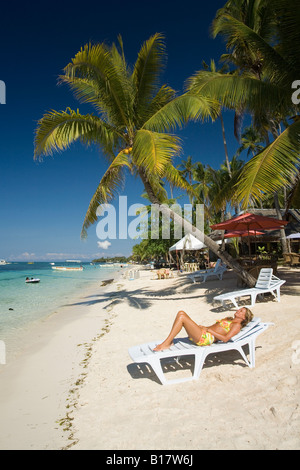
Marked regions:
[52,266,83,271]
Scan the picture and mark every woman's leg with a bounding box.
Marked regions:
[153,311,204,351]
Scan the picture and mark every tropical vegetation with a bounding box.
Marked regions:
[188,0,300,207]
[34,0,300,287]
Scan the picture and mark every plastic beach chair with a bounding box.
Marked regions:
[128,318,271,385]
[213,268,285,308]
[188,259,227,283]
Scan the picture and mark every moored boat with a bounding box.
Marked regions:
[52,266,83,271]
[25,278,40,283]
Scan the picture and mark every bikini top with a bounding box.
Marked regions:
[217,319,232,333]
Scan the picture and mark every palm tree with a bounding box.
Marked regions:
[212,0,277,80]
[177,155,197,203]
[187,0,300,207]
[192,162,211,209]
[34,34,257,286]
[201,60,232,175]
[236,126,264,158]
[212,0,299,256]
[204,156,245,221]
[177,156,196,184]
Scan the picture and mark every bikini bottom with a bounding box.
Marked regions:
[190,332,215,346]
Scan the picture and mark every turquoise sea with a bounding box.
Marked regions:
[0,262,120,359]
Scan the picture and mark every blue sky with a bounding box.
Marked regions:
[0,0,242,261]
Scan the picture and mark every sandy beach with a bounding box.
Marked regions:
[0,266,299,450]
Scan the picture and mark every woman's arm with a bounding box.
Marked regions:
[207,323,241,343]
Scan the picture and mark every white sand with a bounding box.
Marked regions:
[0,266,299,450]
[0,279,119,450]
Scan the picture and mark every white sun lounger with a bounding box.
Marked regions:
[213,268,285,308]
[128,317,271,385]
[188,259,227,283]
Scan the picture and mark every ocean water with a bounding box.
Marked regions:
[0,262,120,358]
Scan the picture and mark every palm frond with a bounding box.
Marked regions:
[272,0,300,76]
[186,72,289,116]
[163,163,197,200]
[210,167,243,211]
[143,93,219,132]
[212,13,288,82]
[236,119,300,207]
[132,33,167,121]
[133,129,181,175]
[60,42,133,128]
[138,84,176,127]
[81,151,131,238]
[34,108,118,160]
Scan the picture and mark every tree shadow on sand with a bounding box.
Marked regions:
[61,266,298,314]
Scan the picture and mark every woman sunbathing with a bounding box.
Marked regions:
[153,307,253,351]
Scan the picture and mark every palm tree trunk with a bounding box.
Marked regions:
[139,169,256,287]
[274,192,288,254]
[220,113,232,177]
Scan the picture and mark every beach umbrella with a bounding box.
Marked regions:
[169,233,225,268]
[210,212,288,231]
[223,230,265,256]
[169,233,225,251]
[169,233,206,251]
[211,213,288,255]
[223,230,265,239]
[286,233,300,239]
[169,234,205,269]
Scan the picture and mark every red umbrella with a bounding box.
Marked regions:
[210,212,288,231]
[211,212,288,255]
[224,230,264,238]
[224,230,265,255]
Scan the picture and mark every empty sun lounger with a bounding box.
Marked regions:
[188,259,227,283]
[128,317,271,385]
[213,268,285,308]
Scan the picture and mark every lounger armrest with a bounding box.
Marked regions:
[230,317,261,342]
[270,278,286,286]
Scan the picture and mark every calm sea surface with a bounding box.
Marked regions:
[0,262,120,357]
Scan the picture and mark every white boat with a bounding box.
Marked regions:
[0,260,9,265]
[52,266,83,271]
[25,278,40,284]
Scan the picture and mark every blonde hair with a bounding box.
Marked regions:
[225,308,253,328]
[241,308,253,328]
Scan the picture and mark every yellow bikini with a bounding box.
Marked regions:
[194,331,215,346]
[216,318,233,333]
[192,318,233,347]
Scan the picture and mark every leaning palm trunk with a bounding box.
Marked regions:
[166,208,256,286]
